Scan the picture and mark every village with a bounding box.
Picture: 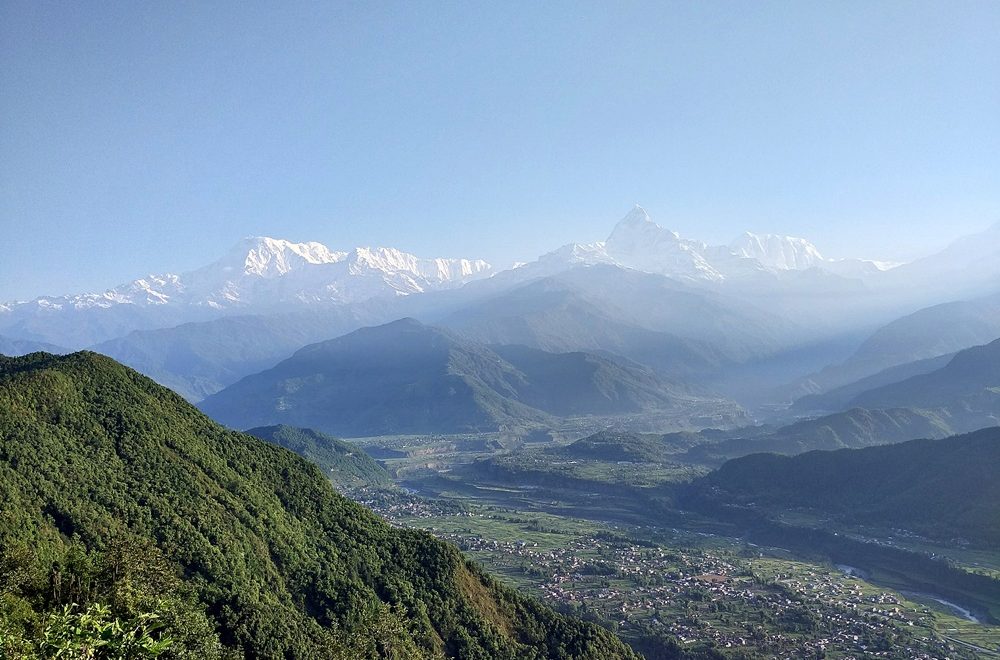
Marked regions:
[359,489,983,659]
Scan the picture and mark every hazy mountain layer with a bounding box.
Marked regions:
[790,292,1000,397]
[0,335,66,357]
[792,352,955,414]
[442,265,792,371]
[91,308,385,401]
[199,318,712,436]
[850,337,1000,429]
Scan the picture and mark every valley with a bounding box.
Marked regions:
[334,427,1000,658]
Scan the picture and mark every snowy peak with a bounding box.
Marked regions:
[607,205,681,244]
[612,204,656,229]
[521,207,894,284]
[218,236,347,278]
[346,247,491,283]
[604,207,722,281]
[540,242,613,265]
[729,232,825,271]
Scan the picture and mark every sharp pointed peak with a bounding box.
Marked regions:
[619,204,652,225]
[607,205,685,244]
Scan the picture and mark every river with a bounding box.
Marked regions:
[900,590,983,624]
[835,565,982,624]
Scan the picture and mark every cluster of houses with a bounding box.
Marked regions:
[361,492,973,658]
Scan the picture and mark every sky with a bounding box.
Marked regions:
[1,1,998,301]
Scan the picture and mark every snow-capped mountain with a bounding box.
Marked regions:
[522,206,895,284]
[11,236,492,312]
[729,232,825,271]
[512,206,726,283]
[729,232,897,278]
[0,237,492,347]
[604,206,725,281]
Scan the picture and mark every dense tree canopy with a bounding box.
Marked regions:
[0,351,638,659]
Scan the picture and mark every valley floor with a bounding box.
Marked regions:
[347,431,1000,659]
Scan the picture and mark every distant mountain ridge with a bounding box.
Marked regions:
[0,335,67,357]
[517,205,894,284]
[0,237,492,347]
[680,407,954,465]
[788,291,1000,399]
[443,265,793,368]
[849,337,1000,427]
[91,308,385,401]
[198,318,728,436]
[792,353,956,414]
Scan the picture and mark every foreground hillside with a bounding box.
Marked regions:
[689,428,1000,547]
[0,351,637,659]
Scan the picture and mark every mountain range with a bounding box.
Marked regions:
[534,205,894,283]
[0,205,899,350]
[850,337,1000,421]
[787,291,1000,401]
[0,237,491,347]
[0,335,66,357]
[5,206,1000,423]
[679,407,955,465]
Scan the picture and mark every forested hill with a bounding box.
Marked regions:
[245,424,392,490]
[198,317,709,437]
[0,351,638,659]
[688,428,1000,547]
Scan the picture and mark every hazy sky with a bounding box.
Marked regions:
[2,1,998,301]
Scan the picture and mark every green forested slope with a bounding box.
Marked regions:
[0,351,637,659]
[558,431,675,463]
[245,424,392,490]
[680,407,953,465]
[690,428,1000,546]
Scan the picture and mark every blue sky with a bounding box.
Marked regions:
[2,1,998,300]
